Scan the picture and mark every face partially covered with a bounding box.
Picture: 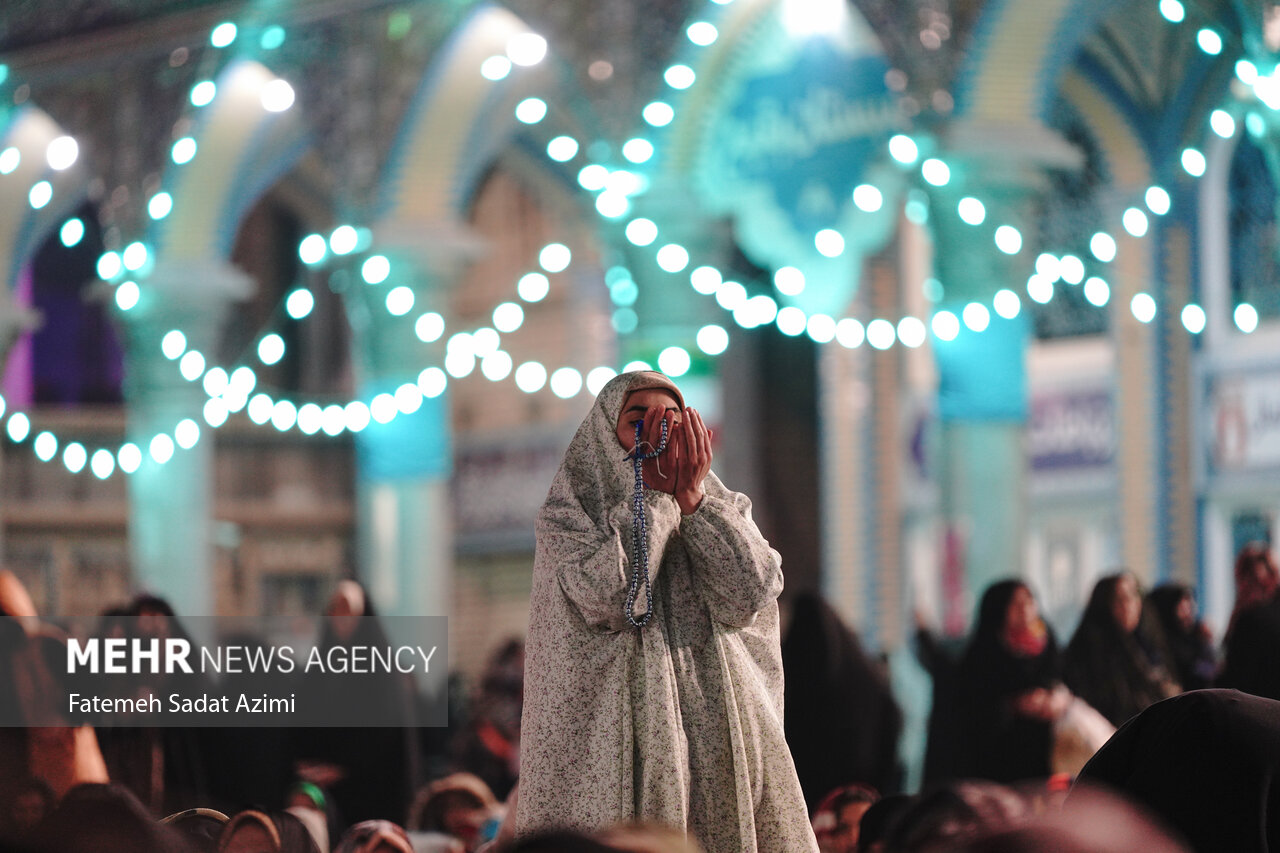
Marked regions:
[615,388,682,450]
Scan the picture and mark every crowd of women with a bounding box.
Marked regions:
[2,535,1279,852]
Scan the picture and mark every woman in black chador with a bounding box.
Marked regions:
[1063,572,1179,727]
[1146,583,1217,692]
[781,592,902,807]
[953,579,1068,783]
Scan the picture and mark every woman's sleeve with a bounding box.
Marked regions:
[537,489,682,633]
[679,487,783,628]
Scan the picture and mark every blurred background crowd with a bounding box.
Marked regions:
[2,538,1279,852]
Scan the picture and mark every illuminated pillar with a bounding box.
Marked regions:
[119,259,251,625]
[928,171,1041,615]
[348,225,476,656]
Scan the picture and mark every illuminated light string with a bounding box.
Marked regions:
[12,5,1262,475]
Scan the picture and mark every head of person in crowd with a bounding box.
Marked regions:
[1072,688,1280,853]
[879,781,1028,853]
[31,782,189,853]
[966,580,1049,662]
[597,821,708,853]
[1233,541,1279,614]
[131,593,181,640]
[505,831,623,853]
[1079,572,1145,638]
[319,580,392,652]
[219,809,322,853]
[160,808,229,853]
[220,809,322,850]
[285,782,330,853]
[334,820,415,853]
[407,773,498,851]
[1146,583,1216,691]
[0,776,55,841]
[855,793,914,853]
[948,785,1189,853]
[1146,584,1197,639]
[812,783,880,853]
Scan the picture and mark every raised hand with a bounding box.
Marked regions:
[673,407,712,515]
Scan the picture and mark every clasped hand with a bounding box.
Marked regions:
[633,405,712,515]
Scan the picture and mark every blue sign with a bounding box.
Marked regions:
[716,40,897,236]
[692,15,903,315]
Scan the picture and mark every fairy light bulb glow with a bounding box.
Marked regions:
[993,289,1021,319]
[1090,232,1117,262]
[931,311,960,342]
[115,281,140,311]
[179,351,206,381]
[7,413,30,442]
[889,134,919,164]
[1084,277,1110,307]
[550,368,583,398]
[515,362,547,393]
[415,312,445,342]
[191,81,216,106]
[493,302,524,332]
[91,449,115,479]
[853,185,883,212]
[1235,303,1260,333]
[258,334,285,365]
[658,346,691,377]
[690,267,722,294]
[539,244,571,273]
[836,318,866,348]
[148,192,173,219]
[515,98,548,124]
[644,102,675,127]
[697,325,729,355]
[63,443,87,474]
[360,253,389,284]
[958,197,986,225]
[774,266,806,296]
[921,159,950,186]
[161,330,187,360]
[286,289,314,319]
[118,443,142,473]
[150,434,175,464]
[777,307,807,336]
[60,218,84,248]
[507,33,548,66]
[547,136,579,161]
[664,65,696,89]
[385,286,415,315]
[1181,304,1206,334]
[1131,293,1157,324]
[866,319,896,350]
[260,79,295,112]
[994,225,1023,255]
[1146,186,1171,215]
[481,56,511,80]
[815,230,844,257]
[29,182,52,209]
[46,136,78,171]
[625,218,658,246]
[656,244,690,272]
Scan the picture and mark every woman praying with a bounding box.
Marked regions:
[516,371,818,852]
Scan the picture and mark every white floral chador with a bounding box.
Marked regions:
[516,371,819,853]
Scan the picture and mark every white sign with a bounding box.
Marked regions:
[1209,373,1280,470]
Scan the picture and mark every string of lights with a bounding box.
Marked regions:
[0,0,1266,477]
